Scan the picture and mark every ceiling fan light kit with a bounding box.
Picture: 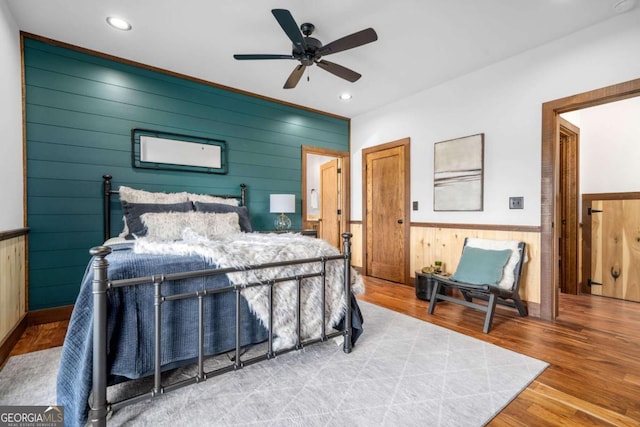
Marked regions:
[233,9,377,89]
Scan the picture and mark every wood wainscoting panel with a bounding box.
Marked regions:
[349,222,363,268]
[0,234,27,345]
[410,226,541,304]
[349,222,541,307]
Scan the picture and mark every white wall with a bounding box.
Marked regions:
[0,2,23,231]
[351,8,640,227]
[563,97,640,197]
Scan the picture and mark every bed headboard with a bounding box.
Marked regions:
[102,174,247,241]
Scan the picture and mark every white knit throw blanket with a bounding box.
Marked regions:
[134,230,364,349]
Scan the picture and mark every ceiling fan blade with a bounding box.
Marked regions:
[316,60,361,83]
[284,64,306,89]
[272,9,307,51]
[317,28,378,56]
[234,54,294,60]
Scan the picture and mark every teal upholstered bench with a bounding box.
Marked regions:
[427,237,527,333]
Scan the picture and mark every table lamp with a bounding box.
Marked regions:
[270,194,295,230]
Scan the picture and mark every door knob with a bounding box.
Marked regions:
[397,219,404,224]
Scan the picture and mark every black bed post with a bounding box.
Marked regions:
[103,175,112,242]
[342,233,353,354]
[89,246,112,427]
[240,183,247,207]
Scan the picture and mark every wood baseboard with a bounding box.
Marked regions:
[27,305,74,326]
[526,301,540,318]
[0,314,27,369]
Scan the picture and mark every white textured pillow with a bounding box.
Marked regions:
[187,193,239,206]
[141,211,240,240]
[464,238,527,290]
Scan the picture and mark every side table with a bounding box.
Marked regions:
[259,229,318,238]
[414,270,447,301]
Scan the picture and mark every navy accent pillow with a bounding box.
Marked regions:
[122,201,193,239]
[193,202,253,232]
[450,246,512,286]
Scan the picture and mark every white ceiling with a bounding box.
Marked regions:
[6,0,636,118]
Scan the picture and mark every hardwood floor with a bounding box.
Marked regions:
[7,320,68,359]
[5,276,640,425]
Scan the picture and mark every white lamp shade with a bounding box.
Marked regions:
[270,194,295,213]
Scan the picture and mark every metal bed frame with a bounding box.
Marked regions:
[88,175,354,426]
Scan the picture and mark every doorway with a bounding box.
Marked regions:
[362,138,410,284]
[319,159,340,247]
[541,77,640,320]
[301,146,350,249]
[558,117,580,295]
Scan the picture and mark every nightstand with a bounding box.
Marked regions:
[298,229,318,238]
[262,229,318,238]
[415,271,447,301]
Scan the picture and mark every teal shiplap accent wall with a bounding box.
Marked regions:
[23,37,349,311]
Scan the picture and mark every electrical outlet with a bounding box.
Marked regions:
[412,201,419,211]
[509,197,524,209]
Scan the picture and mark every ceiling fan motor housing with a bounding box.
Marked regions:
[294,36,322,65]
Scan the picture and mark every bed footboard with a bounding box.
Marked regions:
[88,246,111,427]
[88,233,354,427]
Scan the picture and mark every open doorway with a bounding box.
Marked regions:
[540,78,640,320]
[557,117,580,295]
[301,146,350,249]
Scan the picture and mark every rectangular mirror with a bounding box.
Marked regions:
[132,128,227,174]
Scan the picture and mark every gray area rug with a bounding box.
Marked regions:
[0,301,547,426]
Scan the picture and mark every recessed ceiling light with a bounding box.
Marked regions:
[106,16,132,31]
[339,93,352,101]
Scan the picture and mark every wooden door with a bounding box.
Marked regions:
[364,142,409,283]
[590,199,640,302]
[558,118,579,294]
[319,159,340,248]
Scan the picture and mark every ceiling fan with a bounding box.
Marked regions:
[233,9,378,89]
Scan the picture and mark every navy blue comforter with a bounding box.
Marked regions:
[56,242,269,427]
[56,242,364,427]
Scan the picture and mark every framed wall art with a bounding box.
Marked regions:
[433,133,484,211]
